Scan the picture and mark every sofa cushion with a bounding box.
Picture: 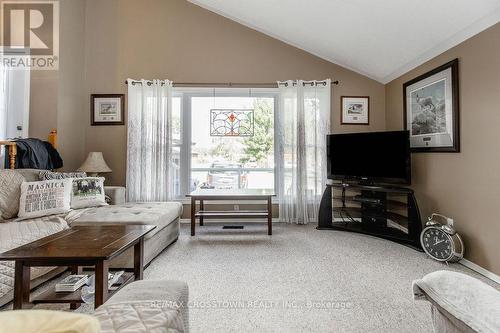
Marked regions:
[0,215,69,301]
[66,202,183,239]
[70,177,107,209]
[39,170,87,180]
[15,169,44,182]
[95,301,185,333]
[18,179,72,220]
[0,169,25,220]
[0,310,100,333]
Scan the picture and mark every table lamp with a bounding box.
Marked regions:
[77,152,112,177]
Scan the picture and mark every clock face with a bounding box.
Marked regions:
[421,227,453,260]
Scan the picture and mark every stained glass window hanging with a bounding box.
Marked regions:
[210,109,254,137]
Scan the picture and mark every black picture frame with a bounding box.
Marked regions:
[403,59,460,152]
[91,94,125,126]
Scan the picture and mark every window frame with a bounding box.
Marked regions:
[174,87,279,199]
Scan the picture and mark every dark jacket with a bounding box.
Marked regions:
[4,138,63,169]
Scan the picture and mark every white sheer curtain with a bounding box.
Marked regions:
[277,79,331,224]
[126,79,175,201]
[0,66,8,168]
[0,66,7,140]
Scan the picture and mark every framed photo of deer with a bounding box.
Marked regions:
[403,59,459,152]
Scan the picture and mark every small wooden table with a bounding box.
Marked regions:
[0,225,156,310]
[187,189,275,236]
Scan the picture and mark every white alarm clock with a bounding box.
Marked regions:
[420,213,464,263]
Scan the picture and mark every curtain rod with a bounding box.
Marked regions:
[124,79,339,87]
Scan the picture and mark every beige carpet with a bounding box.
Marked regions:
[4,223,497,332]
[144,223,492,332]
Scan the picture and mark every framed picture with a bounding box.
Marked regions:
[403,59,459,152]
[91,94,125,126]
[341,96,369,125]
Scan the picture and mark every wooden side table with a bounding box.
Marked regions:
[187,189,275,236]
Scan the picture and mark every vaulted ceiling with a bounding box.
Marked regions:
[189,0,500,83]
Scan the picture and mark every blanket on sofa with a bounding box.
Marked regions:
[413,270,500,333]
[0,216,68,303]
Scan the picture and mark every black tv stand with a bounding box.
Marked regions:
[317,182,423,250]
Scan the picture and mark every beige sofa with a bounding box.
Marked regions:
[95,279,190,332]
[0,280,189,333]
[0,169,182,307]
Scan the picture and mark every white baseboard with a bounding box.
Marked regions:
[459,259,500,284]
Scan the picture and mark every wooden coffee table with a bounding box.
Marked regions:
[0,225,156,310]
[187,189,275,236]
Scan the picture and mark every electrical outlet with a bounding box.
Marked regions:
[234,205,240,211]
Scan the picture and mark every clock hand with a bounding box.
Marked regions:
[434,239,445,246]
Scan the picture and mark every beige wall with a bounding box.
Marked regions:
[28,0,86,171]
[29,71,58,139]
[57,0,86,171]
[82,0,385,185]
[385,23,500,275]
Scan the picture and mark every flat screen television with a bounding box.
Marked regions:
[327,130,411,185]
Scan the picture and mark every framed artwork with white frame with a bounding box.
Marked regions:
[91,94,125,126]
[403,59,460,152]
[341,96,369,125]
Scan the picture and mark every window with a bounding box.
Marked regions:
[0,63,30,168]
[173,88,277,198]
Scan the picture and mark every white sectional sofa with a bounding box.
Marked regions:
[0,169,182,307]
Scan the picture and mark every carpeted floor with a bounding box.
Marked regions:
[5,223,498,332]
[145,223,493,332]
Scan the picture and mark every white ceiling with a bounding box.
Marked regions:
[189,0,500,83]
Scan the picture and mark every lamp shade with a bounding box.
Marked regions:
[77,152,112,174]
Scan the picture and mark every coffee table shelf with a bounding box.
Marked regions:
[195,210,269,218]
[0,225,156,309]
[32,272,135,305]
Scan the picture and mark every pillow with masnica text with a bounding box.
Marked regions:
[18,179,72,219]
[70,177,107,209]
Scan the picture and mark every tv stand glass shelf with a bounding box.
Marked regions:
[317,182,423,250]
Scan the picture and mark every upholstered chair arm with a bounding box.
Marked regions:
[104,186,126,205]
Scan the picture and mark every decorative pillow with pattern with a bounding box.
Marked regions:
[0,169,26,220]
[18,179,72,219]
[71,177,107,209]
[39,170,87,180]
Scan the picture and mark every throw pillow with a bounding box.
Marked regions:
[71,177,107,209]
[0,169,26,220]
[39,170,87,180]
[18,179,72,219]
